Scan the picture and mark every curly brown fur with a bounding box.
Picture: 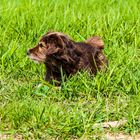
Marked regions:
[27,32,108,84]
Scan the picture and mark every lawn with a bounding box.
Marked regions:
[0,0,140,139]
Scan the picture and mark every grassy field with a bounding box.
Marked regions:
[0,0,140,139]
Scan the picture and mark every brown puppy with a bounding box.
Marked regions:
[27,32,108,84]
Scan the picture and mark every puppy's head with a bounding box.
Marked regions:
[27,32,71,63]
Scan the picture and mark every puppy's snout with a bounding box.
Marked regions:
[27,50,30,55]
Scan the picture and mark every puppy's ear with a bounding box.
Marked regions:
[86,36,104,49]
[47,33,65,49]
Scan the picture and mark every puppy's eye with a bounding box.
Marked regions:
[39,42,46,48]
[39,43,43,48]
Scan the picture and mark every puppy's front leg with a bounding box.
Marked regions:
[44,69,53,82]
[45,69,61,85]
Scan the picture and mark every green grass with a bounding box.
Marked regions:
[0,0,140,139]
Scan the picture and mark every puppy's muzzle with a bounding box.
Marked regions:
[27,50,30,55]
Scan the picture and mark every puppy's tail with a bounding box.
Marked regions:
[86,36,104,49]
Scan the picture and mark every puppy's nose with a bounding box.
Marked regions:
[27,50,30,55]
